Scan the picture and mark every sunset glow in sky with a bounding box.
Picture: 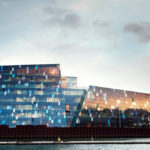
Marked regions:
[1,0,150,93]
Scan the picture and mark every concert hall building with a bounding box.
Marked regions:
[0,64,150,128]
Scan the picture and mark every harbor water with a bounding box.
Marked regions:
[0,144,150,150]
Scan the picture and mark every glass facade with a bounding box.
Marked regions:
[0,64,150,129]
[63,88,86,127]
[61,76,77,89]
[79,86,150,128]
[0,64,86,128]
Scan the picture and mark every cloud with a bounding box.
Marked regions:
[1,0,150,93]
[44,6,69,17]
[44,4,82,29]
[92,20,119,41]
[46,13,81,29]
[124,22,150,43]
[93,20,112,28]
[70,0,101,12]
[55,43,78,51]
[63,14,81,28]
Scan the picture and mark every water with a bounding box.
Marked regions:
[0,144,150,150]
[1,139,150,150]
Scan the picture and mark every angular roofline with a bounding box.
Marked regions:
[89,85,150,95]
[0,64,60,70]
[0,64,60,67]
[62,76,77,78]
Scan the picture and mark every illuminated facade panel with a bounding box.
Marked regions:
[61,76,77,89]
[79,86,150,128]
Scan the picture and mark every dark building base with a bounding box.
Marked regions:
[0,125,150,139]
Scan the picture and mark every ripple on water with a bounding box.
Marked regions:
[0,144,150,150]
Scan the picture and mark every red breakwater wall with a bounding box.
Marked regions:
[0,125,150,138]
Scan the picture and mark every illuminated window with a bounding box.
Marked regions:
[57,112,60,116]
[100,89,103,94]
[65,105,70,112]
[8,88,10,93]
[37,90,44,95]
[48,105,52,109]
[16,90,22,95]
[96,92,99,97]
[12,74,15,78]
[24,83,29,87]
[57,119,61,124]
[26,66,29,74]
[4,91,7,95]
[2,120,5,125]
[1,66,3,72]
[12,120,16,124]
[123,113,125,119]
[111,105,114,110]
[35,65,38,70]
[75,98,80,103]
[93,87,96,92]
[34,89,37,94]
[2,84,6,88]
[73,106,77,111]
[103,93,107,101]
[29,90,32,96]
[56,88,59,92]
[49,117,51,120]
[36,84,42,88]
[46,97,52,102]
[108,119,110,125]
[7,106,11,110]
[76,118,80,124]
[16,98,23,102]
[45,75,48,79]
[16,115,18,120]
